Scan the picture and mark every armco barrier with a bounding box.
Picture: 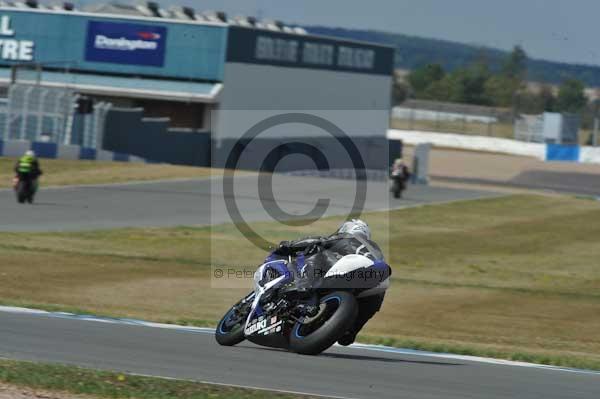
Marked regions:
[112,152,130,162]
[579,146,600,164]
[129,155,146,163]
[95,149,117,161]
[2,140,31,157]
[31,142,58,159]
[57,145,81,160]
[79,147,96,160]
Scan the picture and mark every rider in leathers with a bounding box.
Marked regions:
[273,219,388,346]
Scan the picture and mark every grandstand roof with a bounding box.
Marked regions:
[0,69,222,103]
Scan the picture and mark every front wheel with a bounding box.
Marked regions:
[215,296,251,346]
[289,291,357,355]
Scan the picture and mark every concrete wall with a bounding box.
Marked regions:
[102,109,211,166]
[212,136,399,171]
[101,108,399,170]
[389,129,600,164]
[215,63,392,142]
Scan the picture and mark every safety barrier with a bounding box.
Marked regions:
[388,129,600,164]
[0,139,148,163]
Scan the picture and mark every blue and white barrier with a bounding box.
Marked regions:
[545,144,580,162]
[57,144,81,160]
[388,129,600,164]
[0,139,149,163]
[2,140,31,157]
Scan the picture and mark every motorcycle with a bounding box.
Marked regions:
[390,165,410,199]
[390,175,407,198]
[215,249,391,355]
[13,175,36,204]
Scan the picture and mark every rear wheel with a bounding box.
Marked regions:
[289,291,357,355]
[392,179,403,198]
[16,182,26,204]
[215,296,251,346]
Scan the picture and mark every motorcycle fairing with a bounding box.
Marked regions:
[244,259,292,337]
[324,254,374,277]
[298,254,388,293]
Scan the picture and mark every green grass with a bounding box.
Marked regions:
[0,157,214,188]
[0,358,316,399]
[1,194,600,369]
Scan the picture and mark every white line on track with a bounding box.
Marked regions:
[1,305,599,376]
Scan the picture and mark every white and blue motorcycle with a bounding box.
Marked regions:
[215,248,390,355]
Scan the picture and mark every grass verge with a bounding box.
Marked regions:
[356,335,600,371]
[0,358,316,399]
[1,194,599,370]
[0,157,214,188]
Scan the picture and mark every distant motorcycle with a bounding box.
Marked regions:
[390,164,410,199]
[13,175,36,204]
[390,174,407,199]
[215,250,390,355]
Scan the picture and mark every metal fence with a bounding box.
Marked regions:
[514,112,581,144]
[392,100,514,139]
[2,83,76,143]
[392,99,598,145]
[0,65,112,149]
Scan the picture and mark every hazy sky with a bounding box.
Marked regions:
[72,0,600,66]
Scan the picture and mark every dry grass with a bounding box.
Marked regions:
[390,118,515,139]
[0,157,214,188]
[1,194,600,367]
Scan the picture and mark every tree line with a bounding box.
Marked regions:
[395,46,588,115]
[307,26,600,87]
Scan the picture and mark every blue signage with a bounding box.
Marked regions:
[85,21,167,67]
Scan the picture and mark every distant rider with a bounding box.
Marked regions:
[14,150,42,191]
[273,219,389,346]
[390,158,410,198]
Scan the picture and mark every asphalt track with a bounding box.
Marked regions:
[0,309,598,399]
[3,176,596,398]
[434,170,600,197]
[0,174,499,231]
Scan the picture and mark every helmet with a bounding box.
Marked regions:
[338,219,371,240]
[24,150,35,158]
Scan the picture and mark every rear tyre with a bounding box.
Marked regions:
[289,291,357,355]
[16,182,26,204]
[215,298,249,346]
[391,180,401,198]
